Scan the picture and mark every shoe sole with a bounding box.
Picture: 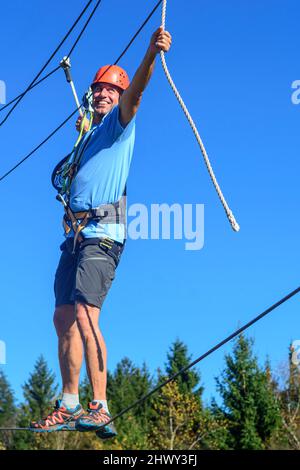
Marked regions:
[75,422,101,432]
[76,421,117,438]
[30,422,77,433]
[96,428,118,440]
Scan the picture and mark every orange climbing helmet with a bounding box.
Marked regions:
[91,65,130,92]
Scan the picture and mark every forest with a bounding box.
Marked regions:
[0,334,299,450]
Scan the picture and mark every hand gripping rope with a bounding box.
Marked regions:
[160,0,240,232]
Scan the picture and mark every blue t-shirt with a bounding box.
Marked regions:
[68,105,135,243]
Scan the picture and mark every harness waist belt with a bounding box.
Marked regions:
[61,197,126,253]
[72,198,126,224]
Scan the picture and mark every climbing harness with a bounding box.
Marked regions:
[53,0,240,253]
[52,58,129,253]
[160,0,240,232]
[51,119,94,195]
[52,56,96,252]
[59,194,127,253]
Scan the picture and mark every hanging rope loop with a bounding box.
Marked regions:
[160,0,240,232]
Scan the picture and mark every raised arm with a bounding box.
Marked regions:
[119,27,172,127]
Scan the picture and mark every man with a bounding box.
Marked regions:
[30,27,172,438]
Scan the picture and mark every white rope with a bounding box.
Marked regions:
[159,0,240,232]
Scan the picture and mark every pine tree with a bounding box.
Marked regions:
[165,339,203,400]
[208,400,231,449]
[215,334,281,449]
[0,370,16,449]
[12,355,58,450]
[22,355,58,420]
[104,357,153,449]
[276,343,300,449]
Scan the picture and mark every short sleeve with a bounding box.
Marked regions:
[96,105,135,143]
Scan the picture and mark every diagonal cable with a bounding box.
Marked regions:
[0,67,60,112]
[66,0,103,58]
[0,0,162,183]
[100,285,300,427]
[0,0,94,126]
[0,108,79,182]
[0,285,299,431]
[0,0,104,114]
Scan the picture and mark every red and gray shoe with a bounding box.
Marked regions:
[76,401,117,439]
[30,399,85,432]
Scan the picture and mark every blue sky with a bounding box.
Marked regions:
[0,0,299,407]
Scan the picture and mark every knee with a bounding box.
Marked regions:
[53,305,76,338]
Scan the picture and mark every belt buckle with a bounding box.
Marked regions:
[100,237,114,249]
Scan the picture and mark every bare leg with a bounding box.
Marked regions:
[53,304,83,394]
[75,302,107,400]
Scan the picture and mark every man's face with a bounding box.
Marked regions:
[92,82,121,116]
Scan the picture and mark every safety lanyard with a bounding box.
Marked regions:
[63,124,96,197]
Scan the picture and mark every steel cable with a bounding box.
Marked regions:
[0,0,162,183]
[1,285,299,431]
[0,0,99,125]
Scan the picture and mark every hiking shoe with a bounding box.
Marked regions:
[30,399,85,432]
[76,401,117,439]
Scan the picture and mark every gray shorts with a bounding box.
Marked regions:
[54,239,120,309]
